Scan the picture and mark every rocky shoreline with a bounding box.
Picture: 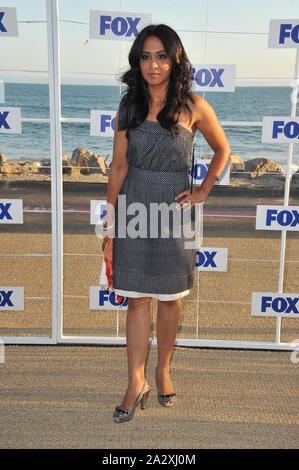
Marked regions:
[0,148,298,189]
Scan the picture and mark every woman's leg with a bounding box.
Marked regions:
[156,299,181,405]
[117,296,152,410]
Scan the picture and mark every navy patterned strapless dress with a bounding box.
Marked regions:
[112,117,199,301]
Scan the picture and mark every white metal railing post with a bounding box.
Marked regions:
[46,0,63,343]
[275,47,299,344]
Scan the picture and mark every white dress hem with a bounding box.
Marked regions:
[114,288,190,301]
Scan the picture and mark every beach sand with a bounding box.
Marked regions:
[0,344,298,449]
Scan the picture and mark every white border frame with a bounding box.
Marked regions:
[1,2,298,350]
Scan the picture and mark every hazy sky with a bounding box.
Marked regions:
[0,0,298,86]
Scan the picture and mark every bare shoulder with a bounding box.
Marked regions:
[186,93,230,153]
[187,93,217,124]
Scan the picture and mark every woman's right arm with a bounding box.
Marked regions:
[102,110,128,251]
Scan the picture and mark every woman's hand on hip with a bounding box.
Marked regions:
[174,187,208,210]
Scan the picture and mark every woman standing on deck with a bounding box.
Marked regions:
[101,24,230,423]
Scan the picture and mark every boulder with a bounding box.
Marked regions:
[0,152,6,165]
[38,156,72,175]
[229,153,244,172]
[39,158,51,174]
[244,157,284,179]
[0,160,41,174]
[69,147,107,175]
[196,153,244,171]
[0,161,22,174]
[62,153,71,175]
[20,161,40,173]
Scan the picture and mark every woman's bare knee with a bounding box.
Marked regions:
[128,296,152,308]
[157,299,181,306]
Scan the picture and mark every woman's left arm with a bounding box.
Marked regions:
[175,94,230,207]
[194,94,230,197]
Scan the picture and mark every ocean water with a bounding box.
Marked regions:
[1,82,299,172]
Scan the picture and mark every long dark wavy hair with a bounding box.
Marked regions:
[118,24,194,137]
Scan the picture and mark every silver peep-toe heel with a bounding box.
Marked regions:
[155,366,176,407]
[113,381,151,423]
